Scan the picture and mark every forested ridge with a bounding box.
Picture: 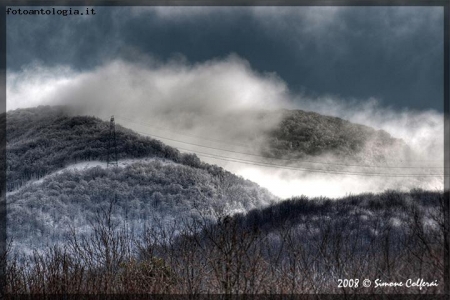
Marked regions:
[263,109,410,162]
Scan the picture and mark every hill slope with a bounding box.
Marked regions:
[6,106,276,254]
[261,109,410,162]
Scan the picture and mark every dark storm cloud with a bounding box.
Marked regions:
[6,6,124,71]
[6,6,443,111]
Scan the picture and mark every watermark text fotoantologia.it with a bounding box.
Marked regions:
[6,7,96,16]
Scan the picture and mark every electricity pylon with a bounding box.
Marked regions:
[107,115,118,168]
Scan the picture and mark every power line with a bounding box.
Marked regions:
[130,128,446,170]
[131,130,446,177]
[174,147,446,178]
[113,114,445,165]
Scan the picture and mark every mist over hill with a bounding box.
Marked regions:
[7,58,444,198]
[6,105,414,194]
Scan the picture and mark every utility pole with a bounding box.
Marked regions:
[107,115,118,168]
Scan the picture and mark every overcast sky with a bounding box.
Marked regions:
[6,6,444,112]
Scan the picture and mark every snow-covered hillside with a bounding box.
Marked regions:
[6,107,277,256]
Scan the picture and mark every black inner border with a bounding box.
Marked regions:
[1,0,448,297]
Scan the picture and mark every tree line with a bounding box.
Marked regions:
[5,190,446,295]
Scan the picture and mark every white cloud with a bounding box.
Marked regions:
[7,64,76,111]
